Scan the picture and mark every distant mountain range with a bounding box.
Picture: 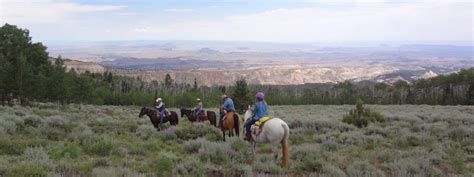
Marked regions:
[54,41,473,86]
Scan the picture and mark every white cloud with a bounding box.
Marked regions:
[163,8,193,12]
[0,0,125,24]
[134,27,150,33]
[137,1,472,42]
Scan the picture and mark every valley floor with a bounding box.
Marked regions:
[0,104,473,176]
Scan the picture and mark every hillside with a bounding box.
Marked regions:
[0,104,472,176]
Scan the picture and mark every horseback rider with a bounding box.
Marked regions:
[244,92,269,141]
[155,98,166,124]
[193,98,204,121]
[220,94,235,125]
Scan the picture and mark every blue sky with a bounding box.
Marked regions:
[1,0,472,43]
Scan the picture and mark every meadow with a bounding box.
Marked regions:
[0,103,472,177]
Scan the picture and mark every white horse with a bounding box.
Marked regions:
[244,109,290,168]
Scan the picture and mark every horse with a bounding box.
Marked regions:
[206,111,217,127]
[180,108,217,127]
[243,108,289,169]
[138,107,179,129]
[220,108,241,141]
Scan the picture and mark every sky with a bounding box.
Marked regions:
[0,0,473,43]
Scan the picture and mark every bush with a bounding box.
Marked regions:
[346,161,385,177]
[136,124,158,140]
[0,119,16,136]
[7,163,47,177]
[0,158,9,176]
[24,115,44,128]
[292,145,325,172]
[183,138,205,154]
[68,123,94,145]
[50,143,82,160]
[23,147,54,170]
[175,123,221,141]
[446,143,466,174]
[84,138,115,156]
[149,153,175,176]
[175,156,206,177]
[253,156,283,174]
[342,99,384,128]
[310,165,347,177]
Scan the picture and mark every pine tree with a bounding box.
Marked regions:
[232,78,251,113]
[164,73,173,88]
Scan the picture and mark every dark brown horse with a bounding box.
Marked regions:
[220,109,241,141]
[180,108,216,127]
[138,107,178,129]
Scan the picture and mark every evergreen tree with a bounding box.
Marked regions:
[232,78,251,113]
[164,73,173,88]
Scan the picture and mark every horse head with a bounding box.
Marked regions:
[138,107,147,118]
[244,109,253,123]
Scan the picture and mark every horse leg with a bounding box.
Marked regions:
[222,130,226,141]
[271,144,278,162]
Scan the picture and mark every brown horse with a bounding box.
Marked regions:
[180,108,217,127]
[138,107,178,129]
[220,110,241,141]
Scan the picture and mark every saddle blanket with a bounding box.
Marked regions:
[254,116,272,127]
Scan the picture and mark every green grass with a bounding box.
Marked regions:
[0,104,473,176]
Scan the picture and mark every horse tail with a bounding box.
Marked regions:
[233,114,239,136]
[281,123,289,169]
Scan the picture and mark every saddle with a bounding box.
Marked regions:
[251,116,272,136]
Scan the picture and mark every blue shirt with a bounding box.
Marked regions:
[253,101,268,120]
[223,98,235,112]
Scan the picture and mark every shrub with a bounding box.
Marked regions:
[136,124,158,140]
[175,123,221,141]
[446,143,466,174]
[225,163,253,177]
[342,99,384,128]
[291,145,325,172]
[50,143,82,160]
[23,147,54,170]
[45,115,68,129]
[175,156,206,177]
[68,123,94,145]
[0,158,9,176]
[183,138,206,154]
[253,156,283,174]
[346,161,385,177]
[157,127,178,140]
[310,165,347,177]
[7,163,47,177]
[23,115,44,127]
[84,138,115,156]
[92,167,138,177]
[321,138,339,152]
[0,119,16,136]
[149,153,175,176]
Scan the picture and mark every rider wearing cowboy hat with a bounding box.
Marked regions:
[193,98,204,120]
[220,94,235,125]
[155,98,166,123]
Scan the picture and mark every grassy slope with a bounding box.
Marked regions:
[0,103,473,176]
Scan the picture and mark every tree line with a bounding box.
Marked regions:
[1,24,473,109]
